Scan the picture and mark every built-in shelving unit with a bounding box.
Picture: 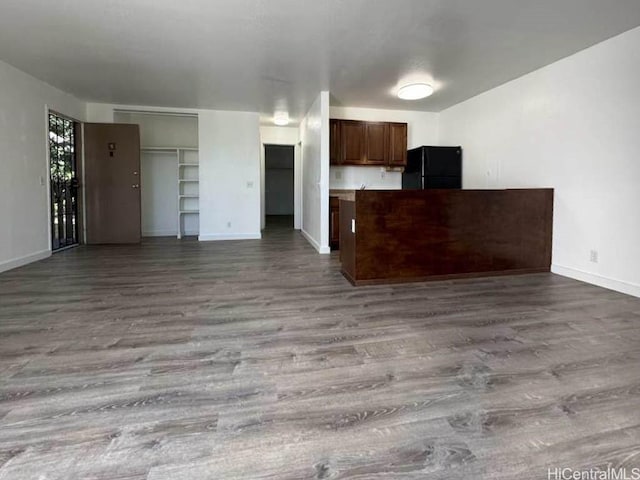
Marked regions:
[177,148,199,239]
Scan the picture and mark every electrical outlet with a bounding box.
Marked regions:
[335,171,342,180]
[227,221,231,228]
[246,181,254,188]
[590,250,598,263]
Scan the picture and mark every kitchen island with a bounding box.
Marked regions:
[339,189,553,285]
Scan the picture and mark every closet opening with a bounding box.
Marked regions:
[113,110,199,239]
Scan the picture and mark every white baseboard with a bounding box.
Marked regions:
[0,249,51,273]
[198,232,262,241]
[552,264,640,299]
[301,229,331,254]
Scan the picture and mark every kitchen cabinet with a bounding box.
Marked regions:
[330,119,342,165]
[340,120,366,164]
[330,119,407,167]
[364,122,389,165]
[330,196,340,249]
[388,122,408,167]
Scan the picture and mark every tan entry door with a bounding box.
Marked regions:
[84,123,141,244]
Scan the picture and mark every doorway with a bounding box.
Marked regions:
[264,144,294,228]
[48,112,80,250]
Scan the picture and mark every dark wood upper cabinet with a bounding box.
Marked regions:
[330,119,407,167]
[364,122,389,165]
[341,120,366,165]
[388,122,408,167]
[330,119,342,165]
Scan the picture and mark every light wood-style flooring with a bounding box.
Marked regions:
[1,221,639,479]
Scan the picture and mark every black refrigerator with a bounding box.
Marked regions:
[402,146,462,189]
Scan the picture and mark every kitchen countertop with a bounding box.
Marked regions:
[329,189,356,201]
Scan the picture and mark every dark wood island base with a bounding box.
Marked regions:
[339,189,553,286]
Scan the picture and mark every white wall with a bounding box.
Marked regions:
[300,92,330,253]
[86,103,115,123]
[198,110,261,241]
[259,126,301,229]
[0,59,85,272]
[439,26,640,298]
[329,106,439,190]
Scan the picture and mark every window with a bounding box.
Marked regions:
[48,112,79,250]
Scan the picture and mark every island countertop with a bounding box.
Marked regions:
[329,189,356,201]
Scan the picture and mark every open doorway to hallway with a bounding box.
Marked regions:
[264,144,294,229]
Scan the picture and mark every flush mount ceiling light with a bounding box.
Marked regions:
[273,112,290,126]
[397,83,434,100]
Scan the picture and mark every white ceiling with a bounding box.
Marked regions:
[2,0,640,121]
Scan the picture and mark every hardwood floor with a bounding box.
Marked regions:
[1,225,639,479]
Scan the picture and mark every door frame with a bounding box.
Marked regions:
[263,144,297,224]
[260,141,301,230]
[45,107,84,251]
